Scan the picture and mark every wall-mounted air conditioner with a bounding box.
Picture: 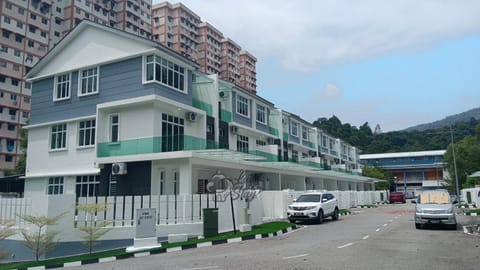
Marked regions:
[112,162,127,175]
[186,112,197,121]
[282,117,288,125]
[219,91,229,99]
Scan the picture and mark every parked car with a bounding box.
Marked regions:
[389,192,406,203]
[287,192,339,224]
[412,189,457,230]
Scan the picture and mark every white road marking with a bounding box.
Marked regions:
[362,235,369,240]
[282,253,309,260]
[388,220,393,223]
[183,266,219,270]
[383,223,388,227]
[376,228,381,232]
[337,243,354,249]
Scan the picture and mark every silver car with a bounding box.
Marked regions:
[413,189,457,230]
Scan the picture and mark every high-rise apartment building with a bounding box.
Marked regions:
[151,2,200,61]
[239,50,257,92]
[0,0,256,173]
[151,1,257,93]
[197,22,222,75]
[0,0,152,174]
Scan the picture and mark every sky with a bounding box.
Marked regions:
[154,0,480,131]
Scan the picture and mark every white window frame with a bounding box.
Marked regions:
[256,103,266,124]
[50,123,67,151]
[109,114,119,143]
[290,121,299,138]
[237,134,249,153]
[143,54,187,93]
[302,126,309,140]
[47,177,64,195]
[236,94,250,118]
[78,119,96,148]
[78,66,99,96]
[54,73,71,101]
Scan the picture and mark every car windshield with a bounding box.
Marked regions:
[419,192,450,204]
[296,194,321,202]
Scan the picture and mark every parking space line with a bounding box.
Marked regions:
[383,223,388,227]
[376,228,381,232]
[337,243,353,249]
[183,266,219,270]
[362,235,369,240]
[282,254,309,260]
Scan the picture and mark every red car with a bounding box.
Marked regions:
[389,192,406,203]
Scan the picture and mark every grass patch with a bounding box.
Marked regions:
[465,209,480,215]
[458,204,470,208]
[0,221,293,270]
[339,209,350,215]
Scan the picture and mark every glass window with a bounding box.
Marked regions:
[161,113,184,152]
[144,54,186,92]
[78,119,95,147]
[291,121,299,137]
[48,177,64,195]
[256,104,266,124]
[54,73,71,101]
[79,67,98,95]
[237,134,249,153]
[236,95,249,117]
[302,126,309,140]
[76,175,99,197]
[50,123,67,150]
[110,114,119,143]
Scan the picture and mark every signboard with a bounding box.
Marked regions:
[136,208,156,239]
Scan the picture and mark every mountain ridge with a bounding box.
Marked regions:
[404,107,480,132]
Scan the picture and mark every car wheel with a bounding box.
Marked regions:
[317,210,324,224]
[449,224,457,230]
[332,207,339,221]
[415,223,421,229]
[402,201,406,204]
[288,218,294,224]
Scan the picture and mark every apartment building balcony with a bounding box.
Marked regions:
[1,20,26,36]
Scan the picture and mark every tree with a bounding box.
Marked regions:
[362,166,391,190]
[19,212,66,262]
[0,220,16,259]
[76,202,112,254]
[444,124,480,191]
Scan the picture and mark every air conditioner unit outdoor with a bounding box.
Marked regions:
[282,117,288,125]
[112,162,127,175]
[230,126,238,134]
[219,91,229,99]
[186,112,197,121]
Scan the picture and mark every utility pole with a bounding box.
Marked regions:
[449,125,460,198]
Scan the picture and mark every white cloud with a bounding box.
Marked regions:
[161,0,480,71]
[323,84,341,99]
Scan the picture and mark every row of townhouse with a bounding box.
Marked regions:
[23,21,371,200]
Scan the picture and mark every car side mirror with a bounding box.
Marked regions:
[322,198,328,202]
[411,200,416,204]
[293,199,297,202]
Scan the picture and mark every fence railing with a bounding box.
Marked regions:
[75,194,218,228]
[0,197,32,228]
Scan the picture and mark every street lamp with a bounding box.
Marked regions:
[449,125,460,198]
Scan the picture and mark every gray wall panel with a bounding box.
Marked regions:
[30,57,193,125]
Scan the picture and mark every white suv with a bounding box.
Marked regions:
[287,192,339,224]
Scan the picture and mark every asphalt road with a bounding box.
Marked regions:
[68,203,480,270]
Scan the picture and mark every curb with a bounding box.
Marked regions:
[464,212,479,216]
[19,225,297,270]
[339,212,351,216]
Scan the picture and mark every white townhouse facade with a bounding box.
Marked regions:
[24,21,374,200]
